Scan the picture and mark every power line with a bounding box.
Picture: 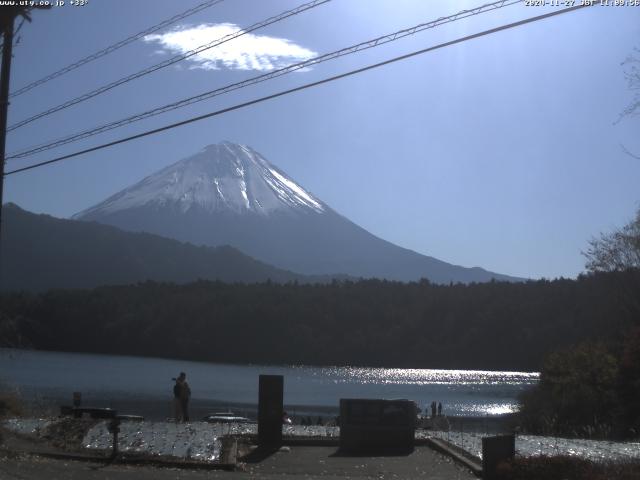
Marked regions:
[7,0,523,161]
[4,2,595,177]
[7,0,331,132]
[9,0,225,98]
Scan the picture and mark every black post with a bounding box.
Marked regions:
[257,374,283,447]
[0,13,14,262]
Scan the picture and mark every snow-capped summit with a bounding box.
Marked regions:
[74,142,523,284]
[74,141,324,219]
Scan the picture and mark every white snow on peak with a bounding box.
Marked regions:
[74,142,325,218]
[268,168,323,212]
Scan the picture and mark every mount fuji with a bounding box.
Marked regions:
[74,142,521,283]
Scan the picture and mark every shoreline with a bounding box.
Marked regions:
[2,347,534,426]
[17,392,519,430]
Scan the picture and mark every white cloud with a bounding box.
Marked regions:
[144,23,316,72]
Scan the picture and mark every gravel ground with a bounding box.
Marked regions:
[1,418,475,478]
[5,417,640,465]
[0,446,476,480]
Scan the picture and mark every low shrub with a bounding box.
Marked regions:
[0,391,23,418]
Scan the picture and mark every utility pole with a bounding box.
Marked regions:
[0,6,48,265]
[0,8,16,245]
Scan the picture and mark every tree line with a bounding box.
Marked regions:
[1,270,637,372]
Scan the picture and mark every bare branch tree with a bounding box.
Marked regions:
[584,208,640,273]
[617,47,640,123]
[620,143,640,160]
[616,47,640,159]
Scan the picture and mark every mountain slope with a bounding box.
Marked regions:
[75,142,325,218]
[0,203,325,292]
[74,142,523,283]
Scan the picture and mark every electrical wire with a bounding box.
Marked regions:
[4,3,596,177]
[7,0,331,132]
[7,0,523,161]
[9,0,225,98]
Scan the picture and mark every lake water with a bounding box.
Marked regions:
[0,348,538,418]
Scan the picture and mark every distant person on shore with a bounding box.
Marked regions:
[438,402,442,416]
[431,401,437,418]
[172,377,182,422]
[174,372,191,422]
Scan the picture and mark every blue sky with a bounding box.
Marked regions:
[2,0,639,280]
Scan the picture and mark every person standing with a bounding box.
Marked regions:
[172,377,182,422]
[437,402,442,416]
[175,372,191,422]
[179,372,191,422]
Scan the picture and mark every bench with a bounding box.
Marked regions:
[59,406,117,419]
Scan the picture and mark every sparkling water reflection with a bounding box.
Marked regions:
[0,348,538,417]
[319,366,538,386]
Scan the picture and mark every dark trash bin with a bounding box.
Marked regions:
[339,398,417,453]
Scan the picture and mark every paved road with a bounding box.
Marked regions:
[0,446,476,479]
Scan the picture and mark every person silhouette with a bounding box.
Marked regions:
[175,372,191,422]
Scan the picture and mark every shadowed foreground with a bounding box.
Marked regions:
[0,446,475,480]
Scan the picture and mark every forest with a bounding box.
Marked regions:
[1,269,638,371]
